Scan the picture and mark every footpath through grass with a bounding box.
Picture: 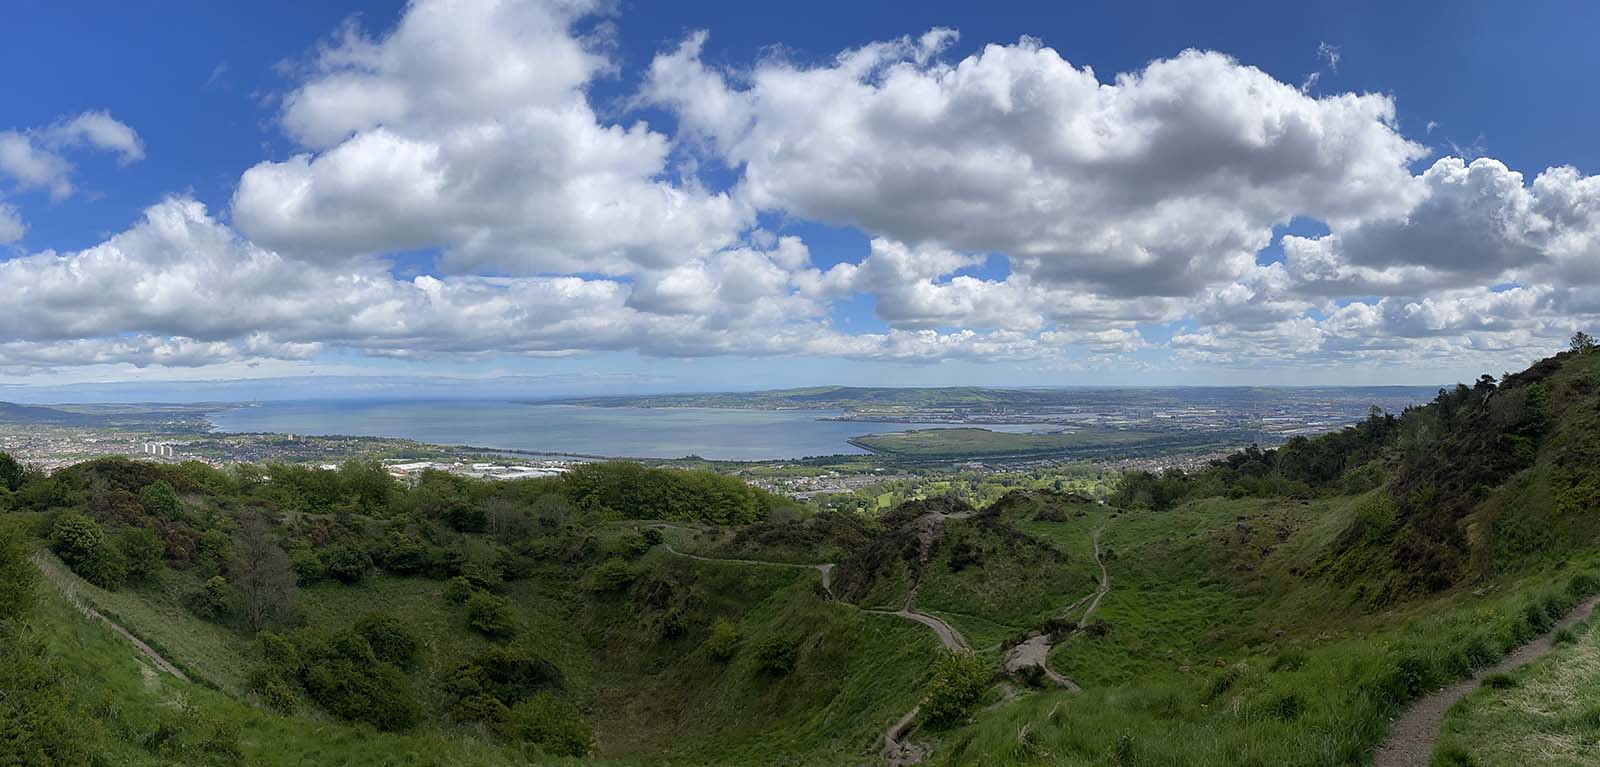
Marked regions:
[1435,614,1600,767]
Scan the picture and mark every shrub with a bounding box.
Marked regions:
[249,669,299,713]
[0,526,39,622]
[754,636,800,676]
[289,547,326,584]
[0,452,22,492]
[49,513,126,589]
[705,618,741,662]
[304,659,420,731]
[187,575,236,620]
[614,532,650,559]
[497,694,593,757]
[322,545,372,584]
[641,527,664,546]
[355,613,420,669]
[445,575,480,605]
[658,607,687,640]
[466,591,517,638]
[376,532,430,575]
[591,557,633,592]
[118,527,165,583]
[921,650,990,727]
[138,480,182,518]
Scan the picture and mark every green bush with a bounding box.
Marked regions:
[496,694,593,757]
[466,591,517,638]
[754,636,800,676]
[187,575,236,621]
[0,452,22,492]
[920,650,989,727]
[289,546,326,584]
[139,479,182,518]
[118,526,165,583]
[705,618,741,662]
[303,659,420,731]
[49,512,127,589]
[591,557,633,592]
[322,545,372,584]
[0,526,38,622]
[354,612,420,669]
[444,575,479,604]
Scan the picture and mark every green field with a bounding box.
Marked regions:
[847,427,1229,460]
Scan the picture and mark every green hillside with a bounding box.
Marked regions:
[2,347,1599,765]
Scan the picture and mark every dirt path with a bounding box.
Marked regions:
[880,510,978,765]
[659,542,836,594]
[1372,594,1600,767]
[1002,526,1109,691]
[32,553,191,683]
[1077,528,1110,628]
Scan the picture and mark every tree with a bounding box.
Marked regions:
[1573,331,1597,353]
[49,513,126,589]
[138,480,182,518]
[233,512,298,631]
[0,452,22,492]
[118,527,165,583]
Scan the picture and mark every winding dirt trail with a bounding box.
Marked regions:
[879,510,978,766]
[1076,528,1111,629]
[32,553,191,682]
[1372,594,1600,767]
[1002,526,1109,691]
[659,542,836,594]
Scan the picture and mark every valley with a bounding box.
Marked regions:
[1,347,1598,766]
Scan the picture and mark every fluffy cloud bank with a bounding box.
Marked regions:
[2,0,1597,377]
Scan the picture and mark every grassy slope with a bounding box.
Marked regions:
[32,520,935,767]
[29,575,609,766]
[1436,615,1600,766]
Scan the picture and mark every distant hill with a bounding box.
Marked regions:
[0,401,104,426]
[550,384,1437,413]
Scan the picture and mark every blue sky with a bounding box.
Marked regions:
[2,0,1598,398]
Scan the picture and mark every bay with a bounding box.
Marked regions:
[207,400,1038,461]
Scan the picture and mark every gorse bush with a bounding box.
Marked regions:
[921,650,989,727]
[754,636,800,676]
[705,617,741,661]
[496,694,593,757]
[466,591,516,638]
[49,512,127,589]
[354,612,420,669]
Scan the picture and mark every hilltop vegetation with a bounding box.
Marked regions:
[2,344,1598,766]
